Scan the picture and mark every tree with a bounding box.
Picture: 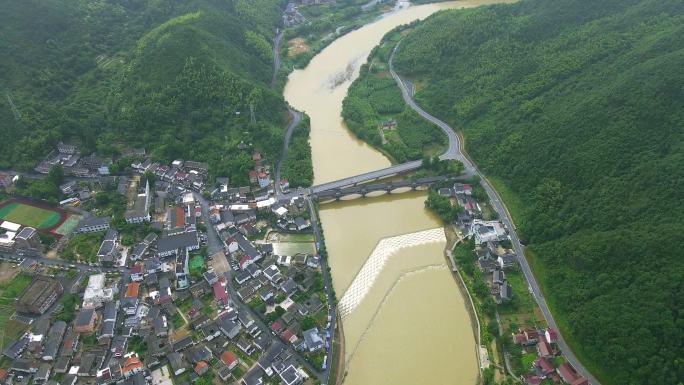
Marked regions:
[301,316,317,330]
[48,165,64,185]
[141,171,156,189]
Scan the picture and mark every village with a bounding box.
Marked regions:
[440,182,590,385]
[0,141,333,385]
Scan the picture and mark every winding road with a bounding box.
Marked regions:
[270,8,598,385]
[275,44,472,202]
[388,42,600,385]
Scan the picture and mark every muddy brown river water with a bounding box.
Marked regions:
[283,1,513,383]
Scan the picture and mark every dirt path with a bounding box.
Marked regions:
[334,312,346,385]
[0,262,19,284]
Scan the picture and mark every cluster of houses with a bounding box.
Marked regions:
[513,329,589,385]
[207,183,330,362]
[227,229,327,348]
[443,182,589,385]
[35,143,115,177]
[0,138,334,384]
[131,158,209,193]
[212,213,329,371]
[442,183,518,304]
[272,200,311,233]
[283,1,306,26]
[0,198,315,385]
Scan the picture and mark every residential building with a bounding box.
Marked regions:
[471,219,507,244]
[74,217,110,234]
[17,276,63,315]
[14,227,42,251]
[97,229,119,266]
[157,230,199,257]
[303,328,324,352]
[280,365,303,385]
[122,355,144,378]
[168,352,185,376]
[83,273,113,309]
[74,308,97,333]
[219,317,241,339]
[220,351,239,371]
[497,253,518,269]
[537,339,553,358]
[42,321,66,361]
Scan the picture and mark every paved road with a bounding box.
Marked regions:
[278,161,424,201]
[274,109,303,198]
[309,159,422,194]
[274,44,471,201]
[389,42,599,385]
[389,43,474,174]
[0,251,124,274]
[194,192,223,255]
[305,197,337,385]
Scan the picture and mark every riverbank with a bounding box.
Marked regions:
[443,225,485,385]
[342,29,448,163]
[284,3,489,385]
[275,1,399,89]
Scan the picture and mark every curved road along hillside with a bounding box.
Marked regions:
[389,43,600,385]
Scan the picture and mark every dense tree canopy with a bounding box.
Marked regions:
[342,37,447,163]
[394,1,684,384]
[1,0,287,179]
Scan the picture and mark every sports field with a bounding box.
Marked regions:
[54,214,81,235]
[0,201,62,229]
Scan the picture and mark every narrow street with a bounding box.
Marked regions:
[305,197,337,385]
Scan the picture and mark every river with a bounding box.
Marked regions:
[283,1,510,384]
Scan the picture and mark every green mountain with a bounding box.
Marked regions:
[342,39,448,163]
[1,0,285,182]
[393,1,684,384]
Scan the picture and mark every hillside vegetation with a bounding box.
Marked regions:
[342,33,447,163]
[393,1,684,384]
[1,0,286,182]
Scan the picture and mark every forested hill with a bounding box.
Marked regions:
[394,1,684,384]
[1,0,286,181]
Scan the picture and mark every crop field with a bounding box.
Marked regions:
[0,273,33,348]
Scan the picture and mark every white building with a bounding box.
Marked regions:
[471,219,508,244]
[83,274,114,309]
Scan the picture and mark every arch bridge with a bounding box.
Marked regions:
[311,174,463,201]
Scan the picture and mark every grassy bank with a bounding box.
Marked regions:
[486,176,525,229]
